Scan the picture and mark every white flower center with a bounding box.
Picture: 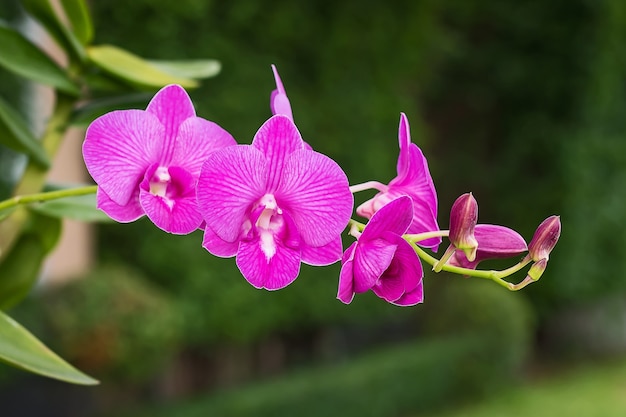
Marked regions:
[149,166,171,197]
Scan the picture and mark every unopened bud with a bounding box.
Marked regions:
[449,193,478,262]
[528,215,561,262]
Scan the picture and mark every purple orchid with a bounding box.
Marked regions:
[338,196,423,306]
[197,115,353,290]
[83,84,236,234]
[447,224,528,269]
[355,113,440,250]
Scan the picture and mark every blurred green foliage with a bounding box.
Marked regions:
[117,278,533,417]
[31,266,181,383]
[92,0,626,345]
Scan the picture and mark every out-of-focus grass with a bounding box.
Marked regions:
[423,358,626,417]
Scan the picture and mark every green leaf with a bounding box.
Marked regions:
[87,45,199,89]
[21,0,86,61]
[148,59,222,80]
[0,234,45,310]
[59,0,93,44]
[30,192,112,223]
[0,96,50,168]
[70,93,152,128]
[0,310,99,385]
[0,206,16,222]
[0,21,79,95]
[0,211,61,310]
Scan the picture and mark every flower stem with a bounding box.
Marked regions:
[348,219,366,233]
[349,181,388,194]
[404,230,449,243]
[0,186,98,212]
[408,241,520,290]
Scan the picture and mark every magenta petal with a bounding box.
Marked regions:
[252,115,304,191]
[372,235,423,304]
[172,117,236,177]
[449,224,528,269]
[197,146,268,242]
[146,84,195,146]
[301,236,343,266]
[83,110,164,205]
[202,225,239,257]
[337,243,357,304]
[140,189,202,234]
[139,165,202,234]
[396,113,411,179]
[361,196,413,239]
[96,187,144,222]
[278,149,352,247]
[353,238,397,293]
[392,283,424,306]
[270,65,294,121]
[236,238,301,290]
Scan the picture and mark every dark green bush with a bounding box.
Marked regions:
[114,276,533,417]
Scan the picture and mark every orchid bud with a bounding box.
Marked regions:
[528,215,561,262]
[449,193,479,262]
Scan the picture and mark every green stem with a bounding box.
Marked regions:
[0,94,76,260]
[0,186,97,212]
[405,230,449,242]
[408,241,521,290]
[348,219,366,232]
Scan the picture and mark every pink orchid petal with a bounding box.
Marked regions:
[96,187,144,222]
[396,113,411,179]
[371,234,423,304]
[172,117,236,177]
[353,238,397,293]
[278,149,352,247]
[392,283,424,306]
[202,225,239,257]
[145,85,195,154]
[270,65,294,121]
[252,115,304,192]
[392,144,439,235]
[449,224,528,269]
[301,236,343,266]
[360,196,413,239]
[337,243,357,304]
[140,190,202,234]
[197,146,268,242]
[236,238,301,290]
[139,166,202,234]
[83,110,164,205]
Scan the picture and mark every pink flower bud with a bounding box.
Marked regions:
[528,215,561,262]
[449,193,479,262]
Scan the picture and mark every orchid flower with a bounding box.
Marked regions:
[338,196,424,306]
[197,115,353,290]
[83,84,236,234]
[354,113,440,250]
[447,224,528,269]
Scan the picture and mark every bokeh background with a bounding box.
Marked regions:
[2,0,626,416]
